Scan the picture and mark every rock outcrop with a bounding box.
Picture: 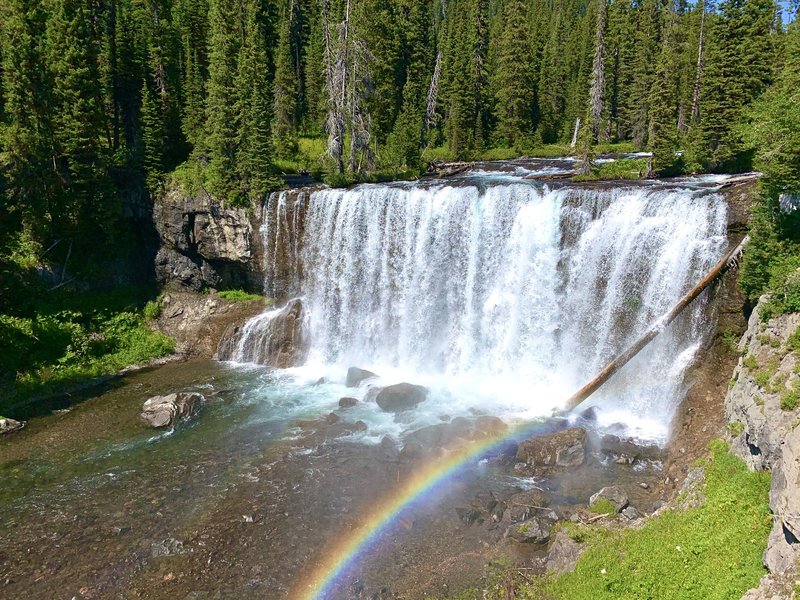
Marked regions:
[217,298,308,367]
[153,291,265,358]
[589,486,630,512]
[154,186,257,291]
[141,392,204,428]
[726,297,800,597]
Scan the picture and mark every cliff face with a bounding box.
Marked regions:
[153,186,262,292]
[727,299,800,598]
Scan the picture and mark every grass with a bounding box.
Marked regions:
[519,440,771,600]
[781,389,800,411]
[216,289,268,303]
[273,137,327,175]
[743,355,758,370]
[727,421,745,437]
[789,327,800,353]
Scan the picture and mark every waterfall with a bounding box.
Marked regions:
[226,178,729,441]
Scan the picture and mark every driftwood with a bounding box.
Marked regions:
[563,234,750,412]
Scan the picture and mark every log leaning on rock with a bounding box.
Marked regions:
[563,235,750,412]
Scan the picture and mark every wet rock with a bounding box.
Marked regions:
[325,412,340,424]
[505,511,558,544]
[589,485,629,512]
[472,490,498,513]
[0,417,24,435]
[399,441,424,461]
[597,434,664,465]
[363,386,383,403]
[577,406,599,423]
[621,506,640,520]
[379,435,399,459]
[545,530,585,574]
[140,392,204,428]
[405,416,508,451]
[456,507,484,525]
[338,397,358,409]
[219,298,307,368]
[375,383,429,412]
[501,490,550,524]
[516,427,587,471]
[346,367,377,387]
[314,377,328,386]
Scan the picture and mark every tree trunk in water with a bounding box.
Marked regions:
[563,235,749,412]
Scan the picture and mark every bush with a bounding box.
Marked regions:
[781,390,800,411]
[144,299,161,320]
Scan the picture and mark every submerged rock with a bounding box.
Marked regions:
[346,367,377,387]
[516,427,587,471]
[141,392,204,428]
[589,485,629,512]
[375,383,429,412]
[338,397,359,408]
[501,489,550,524]
[0,417,25,435]
[597,434,664,465]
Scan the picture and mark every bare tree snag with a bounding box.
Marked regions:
[563,235,750,412]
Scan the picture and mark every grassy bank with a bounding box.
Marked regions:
[0,286,175,416]
[516,441,771,600]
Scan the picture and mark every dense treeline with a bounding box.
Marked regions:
[0,0,797,280]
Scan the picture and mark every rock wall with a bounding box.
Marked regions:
[727,298,800,598]
[154,186,262,292]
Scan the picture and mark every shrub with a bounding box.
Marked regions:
[781,390,800,411]
[743,355,758,370]
[788,327,800,353]
[754,370,772,388]
[727,422,745,437]
[143,300,161,320]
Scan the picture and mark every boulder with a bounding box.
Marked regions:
[375,383,429,412]
[346,367,377,387]
[589,485,629,512]
[516,427,587,470]
[0,417,25,435]
[141,392,204,428]
[545,530,585,574]
[338,397,359,409]
[505,511,558,544]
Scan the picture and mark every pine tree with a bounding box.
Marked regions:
[236,0,277,198]
[648,2,682,175]
[629,0,660,149]
[493,0,533,148]
[205,0,240,199]
[272,0,300,159]
[182,43,205,149]
[577,0,607,175]
[141,77,165,188]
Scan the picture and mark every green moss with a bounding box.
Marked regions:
[589,498,617,515]
[520,440,771,600]
[216,290,268,303]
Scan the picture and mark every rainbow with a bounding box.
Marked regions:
[292,420,550,600]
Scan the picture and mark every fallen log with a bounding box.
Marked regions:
[563,234,750,412]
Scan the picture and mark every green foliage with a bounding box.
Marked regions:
[789,327,800,354]
[216,290,266,303]
[522,441,771,600]
[722,328,740,354]
[754,369,772,389]
[144,300,162,320]
[727,421,745,437]
[743,355,758,370]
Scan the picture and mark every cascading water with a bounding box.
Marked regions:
[222,174,729,443]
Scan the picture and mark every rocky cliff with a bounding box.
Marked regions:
[727,298,800,598]
[154,186,262,292]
